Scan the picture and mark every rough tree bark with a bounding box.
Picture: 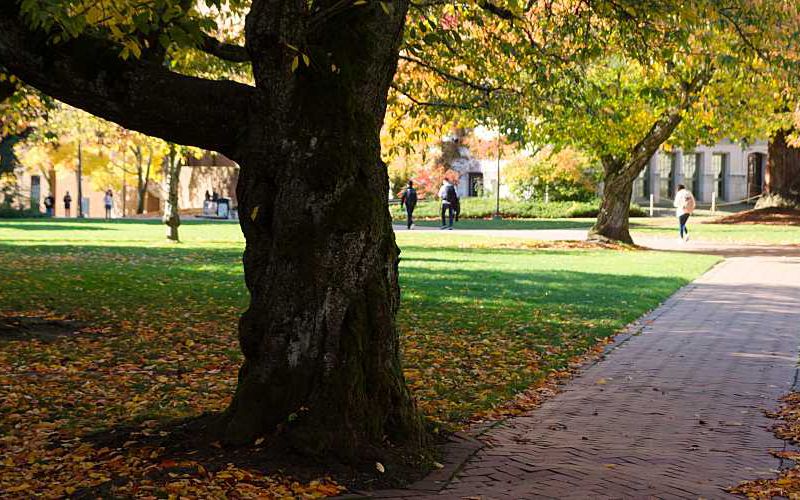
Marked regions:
[0,0,425,459]
[134,145,153,215]
[588,70,711,243]
[756,128,800,209]
[163,144,181,242]
[589,159,639,244]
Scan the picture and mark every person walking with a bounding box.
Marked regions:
[103,189,114,220]
[63,191,72,218]
[399,180,418,230]
[43,194,54,217]
[438,179,459,230]
[673,183,696,241]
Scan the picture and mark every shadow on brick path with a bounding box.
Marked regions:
[358,257,800,499]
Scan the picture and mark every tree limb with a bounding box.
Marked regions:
[478,0,520,21]
[0,5,256,157]
[199,33,251,63]
[390,83,485,109]
[398,54,498,93]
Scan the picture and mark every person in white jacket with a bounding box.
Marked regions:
[673,184,696,241]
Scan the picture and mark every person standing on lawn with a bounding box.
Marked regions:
[103,189,113,220]
[43,194,54,217]
[63,191,72,218]
[438,178,459,230]
[674,183,696,241]
[400,180,418,230]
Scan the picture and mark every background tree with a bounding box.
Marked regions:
[505,147,597,202]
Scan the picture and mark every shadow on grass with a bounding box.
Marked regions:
[0,240,712,494]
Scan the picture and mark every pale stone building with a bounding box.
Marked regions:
[633,140,768,205]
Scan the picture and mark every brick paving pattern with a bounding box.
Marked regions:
[379,256,800,499]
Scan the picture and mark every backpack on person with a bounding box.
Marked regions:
[445,184,458,204]
[402,187,417,210]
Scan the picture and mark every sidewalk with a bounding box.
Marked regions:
[376,255,800,498]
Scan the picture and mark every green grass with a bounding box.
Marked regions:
[0,218,718,429]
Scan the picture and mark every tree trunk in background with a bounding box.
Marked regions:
[217,0,425,459]
[588,160,637,244]
[756,128,800,209]
[163,144,181,241]
[135,145,153,215]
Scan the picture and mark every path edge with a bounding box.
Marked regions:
[341,261,725,499]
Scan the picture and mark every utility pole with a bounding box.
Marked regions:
[77,140,84,218]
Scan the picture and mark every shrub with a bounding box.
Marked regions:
[0,207,46,219]
[392,197,646,219]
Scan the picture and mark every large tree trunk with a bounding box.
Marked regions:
[756,128,800,209]
[218,0,425,459]
[163,144,181,242]
[588,161,637,244]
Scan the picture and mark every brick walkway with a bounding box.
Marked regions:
[381,256,800,499]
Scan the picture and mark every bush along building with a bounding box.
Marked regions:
[633,140,768,205]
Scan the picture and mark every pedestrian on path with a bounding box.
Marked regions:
[400,180,418,230]
[63,191,72,218]
[674,183,696,241]
[103,189,113,220]
[438,179,458,230]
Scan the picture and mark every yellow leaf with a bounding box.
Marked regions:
[250,206,259,221]
[291,56,299,72]
[302,54,310,66]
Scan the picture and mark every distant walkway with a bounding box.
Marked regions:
[393,225,800,257]
[379,240,800,498]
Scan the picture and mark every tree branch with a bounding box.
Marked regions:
[199,33,250,63]
[390,83,484,109]
[0,5,256,158]
[478,0,520,21]
[398,54,498,93]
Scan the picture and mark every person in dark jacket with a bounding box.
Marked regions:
[43,194,55,217]
[63,191,72,217]
[438,179,459,229]
[400,180,418,229]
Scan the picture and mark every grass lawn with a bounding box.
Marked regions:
[0,219,718,496]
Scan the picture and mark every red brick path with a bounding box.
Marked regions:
[377,257,800,499]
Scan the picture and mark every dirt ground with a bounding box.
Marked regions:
[711,207,800,225]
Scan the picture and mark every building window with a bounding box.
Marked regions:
[658,153,675,200]
[683,153,699,195]
[712,153,727,200]
[468,172,484,197]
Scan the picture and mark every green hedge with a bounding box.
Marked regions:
[392,197,646,219]
[0,207,46,219]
